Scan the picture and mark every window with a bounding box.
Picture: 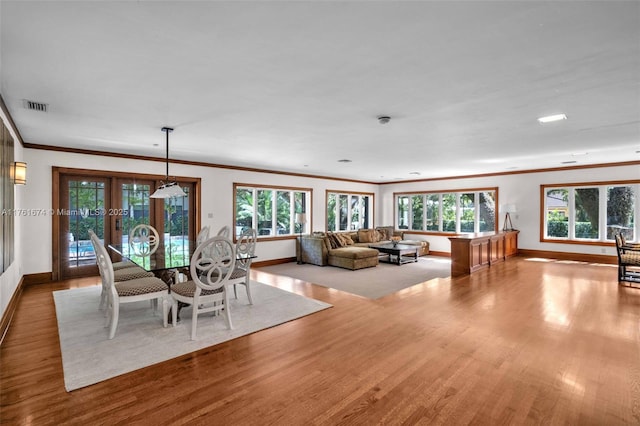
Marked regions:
[234,184,311,239]
[326,191,373,231]
[395,188,497,234]
[542,181,638,243]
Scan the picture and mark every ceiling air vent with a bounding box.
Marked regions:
[23,99,48,112]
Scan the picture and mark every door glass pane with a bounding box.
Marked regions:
[120,183,151,248]
[574,188,599,239]
[67,180,105,269]
[607,186,635,241]
[165,187,190,266]
[546,188,569,238]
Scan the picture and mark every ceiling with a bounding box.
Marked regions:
[2,1,639,183]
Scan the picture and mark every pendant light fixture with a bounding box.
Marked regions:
[150,127,187,198]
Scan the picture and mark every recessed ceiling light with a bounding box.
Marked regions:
[561,160,577,164]
[337,159,352,163]
[538,113,567,124]
[378,116,391,124]
[409,172,421,176]
[571,152,588,156]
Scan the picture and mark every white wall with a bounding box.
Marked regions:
[379,164,640,255]
[21,148,379,275]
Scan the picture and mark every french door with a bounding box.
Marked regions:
[54,168,198,280]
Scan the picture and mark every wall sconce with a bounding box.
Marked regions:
[11,161,27,185]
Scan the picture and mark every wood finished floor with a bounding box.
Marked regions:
[1,257,639,425]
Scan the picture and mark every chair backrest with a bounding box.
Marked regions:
[216,225,231,238]
[87,228,98,251]
[129,224,160,256]
[88,229,105,261]
[236,227,256,270]
[615,233,623,249]
[196,226,211,247]
[190,236,236,292]
[94,237,115,295]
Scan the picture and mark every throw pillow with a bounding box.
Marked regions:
[342,233,354,245]
[357,229,375,243]
[327,232,342,249]
[335,233,349,246]
[376,229,386,242]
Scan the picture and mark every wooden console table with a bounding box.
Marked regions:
[448,230,519,277]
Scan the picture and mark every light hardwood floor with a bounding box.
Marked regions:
[1,257,639,425]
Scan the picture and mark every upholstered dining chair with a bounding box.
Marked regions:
[170,236,237,340]
[88,231,156,310]
[93,237,170,339]
[129,224,160,257]
[227,228,257,304]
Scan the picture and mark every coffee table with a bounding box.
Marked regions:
[369,243,419,265]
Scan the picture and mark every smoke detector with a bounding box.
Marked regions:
[377,116,391,124]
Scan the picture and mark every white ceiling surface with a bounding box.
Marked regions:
[1,1,639,183]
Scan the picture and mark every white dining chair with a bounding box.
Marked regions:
[129,224,160,257]
[227,227,257,304]
[170,236,236,340]
[94,238,170,339]
[89,231,155,310]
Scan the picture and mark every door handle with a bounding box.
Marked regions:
[115,218,121,231]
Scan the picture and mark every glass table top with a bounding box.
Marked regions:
[108,239,195,272]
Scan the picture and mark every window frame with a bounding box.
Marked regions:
[394,187,498,235]
[234,183,312,241]
[540,180,639,245]
[325,190,374,232]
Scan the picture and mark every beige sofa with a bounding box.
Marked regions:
[298,226,429,270]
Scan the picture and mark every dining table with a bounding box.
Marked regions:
[108,239,256,322]
[108,239,195,285]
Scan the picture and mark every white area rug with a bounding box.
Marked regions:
[259,256,451,299]
[54,282,331,391]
